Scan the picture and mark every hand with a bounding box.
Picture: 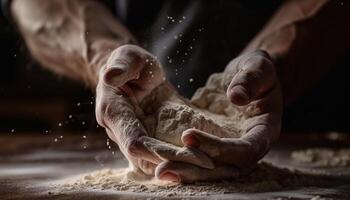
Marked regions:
[95,45,214,176]
[156,50,283,183]
[95,45,165,175]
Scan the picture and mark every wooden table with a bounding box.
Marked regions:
[1,132,349,199]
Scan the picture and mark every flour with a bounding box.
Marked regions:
[139,70,244,145]
[291,148,350,167]
[52,72,295,196]
[52,71,336,196]
[57,69,277,195]
[55,162,326,197]
[124,72,247,179]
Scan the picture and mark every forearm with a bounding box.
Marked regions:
[242,0,350,105]
[11,0,135,88]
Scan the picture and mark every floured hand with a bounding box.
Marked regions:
[95,45,165,175]
[157,50,283,183]
[95,45,213,176]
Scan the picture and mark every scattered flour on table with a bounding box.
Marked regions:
[54,74,317,197]
[291,148,350,167]
[53,162,327,197]
[52,74,332,197]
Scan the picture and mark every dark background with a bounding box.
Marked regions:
[0,13,99,134]
[1,8,350,136]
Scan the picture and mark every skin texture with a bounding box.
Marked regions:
[147,49,282,183]
[95,45,169,175]
[97,45,281,183]
[10,0,350,183]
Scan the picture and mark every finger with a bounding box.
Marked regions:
[95,46,166,168]
[182,128,223,156]
[103,60,132,88]
[227,50,276,106]
[239,83,282,147]
[124,136,163,164]
[138,159,157,175]
[102,45,165,98]
[99,96,162,165]
[182,129,252,168]
[141,136,214,169]
[102,45,145,88]
[240,106,282,161]
[155,161,239,183]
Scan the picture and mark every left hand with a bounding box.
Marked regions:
[95,45,214,177]
[156,50,283,183]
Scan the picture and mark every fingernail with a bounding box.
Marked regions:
[186,135,200,148]
[230,86,250,105]
[160,172,179,182]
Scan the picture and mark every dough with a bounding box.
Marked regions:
[124,71,247,179]
[103,57,248,180]
[139,75,244,147]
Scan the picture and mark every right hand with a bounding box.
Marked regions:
[95,45,165,175]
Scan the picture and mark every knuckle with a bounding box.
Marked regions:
[244,70,260,82]
[116,44,136,54]
[259,58,274,73]
[252,53,274,72]
[95,101,120,127]
[125,138,142,156]
[244,51,274,73]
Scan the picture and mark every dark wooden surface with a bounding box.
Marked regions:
[0,132,350,200]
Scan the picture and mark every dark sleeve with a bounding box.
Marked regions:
[1,0,13,22]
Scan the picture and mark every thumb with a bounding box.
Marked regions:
[102,44,147,88]
[102,60,130,88]
[227,50,276,106]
